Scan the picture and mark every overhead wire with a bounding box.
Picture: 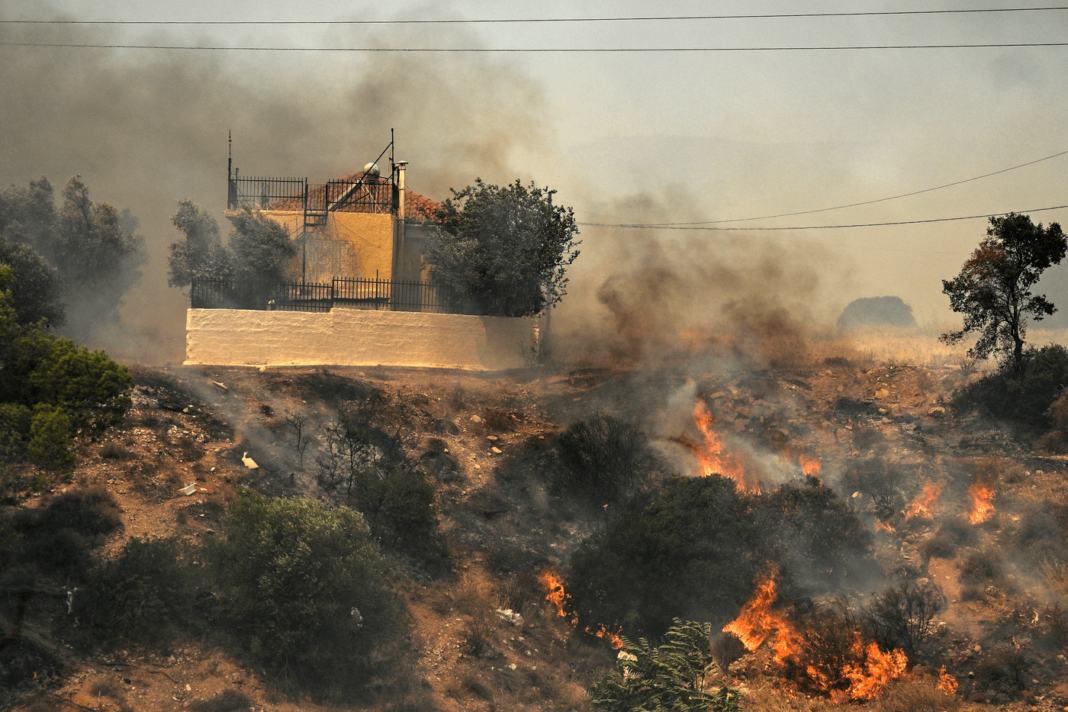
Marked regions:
[3,7,1067,25]
[579,204,1068,233]
[2,41,1068,52]
[631,149,1068,226]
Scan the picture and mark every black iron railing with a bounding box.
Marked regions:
[190,277,471,314]
[227,175,307,211]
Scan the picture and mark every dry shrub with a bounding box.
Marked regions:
[958,549,1004,584]
[740,686,832,711]
[89,678,128,708]
[454,574,498,659]
[1042,602,1068,646]
[790,600,865,696]
[187,689,254,712]
[710,631,747,673]
[921,519,976,560]
[1041,557,1068,596]
[960,584,986,602]
[100,441,133,460]
[871,679,960,712]
[974,647,1030,694]
[864,581,945,659]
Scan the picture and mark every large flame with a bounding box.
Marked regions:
[691,402,757,490]
[840,638,909,701]
[723,572,800,664]
[968,484,995,524]
[904,481,943,520]
[937,665,958,695]
[539,571,578,626]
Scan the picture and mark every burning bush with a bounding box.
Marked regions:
[565,476,761,638]
[751,478,877,595]
[790,599,866,696]
[864,580,945,660]
[552,411,660,507]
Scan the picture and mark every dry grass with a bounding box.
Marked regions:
[871,679,961,712]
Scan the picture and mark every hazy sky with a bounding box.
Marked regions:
[2,1,1067,357]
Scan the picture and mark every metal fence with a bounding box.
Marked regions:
[190,277,469,314]
[227,175,306,211]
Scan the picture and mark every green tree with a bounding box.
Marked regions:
[942,213,1067,369]
[0,176,145,341]
[589,619,742,712]
[425,179,580,316]
[227,208,296,283]
[0,235,65,327]
[167,199,233,288]
[205,491,401,689]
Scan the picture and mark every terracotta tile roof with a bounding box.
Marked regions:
[264,172,440,223]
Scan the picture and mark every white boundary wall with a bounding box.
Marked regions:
[185,308,536,371]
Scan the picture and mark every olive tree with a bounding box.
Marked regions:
[425,179,580,316]
[942,213,1067,370]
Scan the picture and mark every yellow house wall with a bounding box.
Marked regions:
[258,211,395,281]
[185,308,536,371]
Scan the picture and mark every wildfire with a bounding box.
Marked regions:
[539,571,625,648]
[840,637,909,701]
[689,401,760,492]
[798,455,821,477]
[538,571,578,626]
[937,665,958,695]
[874,520,897,534]
[904,481,943,520]
[968,484,995,524]
[587,623,625,650]
[722,572,801,664]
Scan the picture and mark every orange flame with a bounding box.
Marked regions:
[587,623,625,650]
[723,572,800,663]
[539,571,578,626]
[691,402,760,492]
[968,484,995,524]
[874,520,897,534]
[937,665,958,695]
[799,455,821,477]
[841,638,909,701]
[904,481,943,520]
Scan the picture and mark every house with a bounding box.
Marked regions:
[226,158,441,285]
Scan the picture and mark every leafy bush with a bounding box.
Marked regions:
[589,619,741,712]
[28,404,73,471]
[205,490,402,692]
[0,403,31,464]
[752,478,877,595]
[78,537,194,645]
[12,488,121,577]
[552,412,658,507]
[566,476,761,638]
[954,345,1068,428]
[864,581,945,659]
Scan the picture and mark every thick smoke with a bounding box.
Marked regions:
[0,10,550,360]
[553,185,852,369]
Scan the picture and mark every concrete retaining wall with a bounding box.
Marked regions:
[185,308,536,371]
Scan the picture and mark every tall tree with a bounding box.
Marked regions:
[0,176,145,341]
[941,213,1067,369]
[167,199,233,288]
[425,179,580,317]
[0,235,65,327]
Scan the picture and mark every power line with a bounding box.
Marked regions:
[642,149,1068,226]
[3,41,1068,52]
[579,204,1068,232]
[3,7,1067,25]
